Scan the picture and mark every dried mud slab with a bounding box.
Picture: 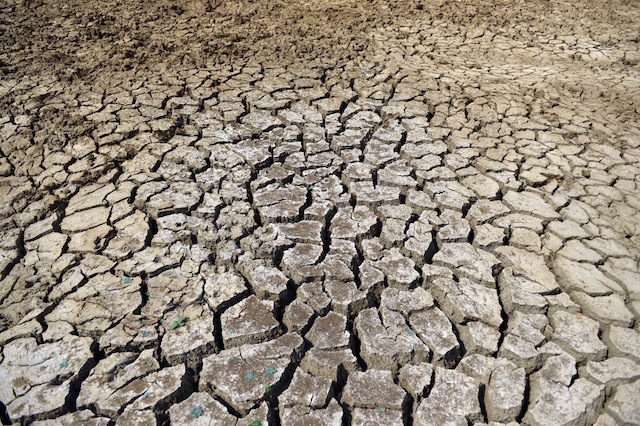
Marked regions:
[1,0,640,423]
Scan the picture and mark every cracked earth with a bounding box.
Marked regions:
[1,0,640,424]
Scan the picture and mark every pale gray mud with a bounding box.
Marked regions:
[0,0,639,424]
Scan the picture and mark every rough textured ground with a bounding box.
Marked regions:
[1,0,640,424]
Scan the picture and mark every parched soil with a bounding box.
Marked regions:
[0,0,639,424]
[1,0,638,79]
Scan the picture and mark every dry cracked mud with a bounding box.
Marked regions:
[1,0,640,424]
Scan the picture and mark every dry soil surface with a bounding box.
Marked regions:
[1,0,640,424]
